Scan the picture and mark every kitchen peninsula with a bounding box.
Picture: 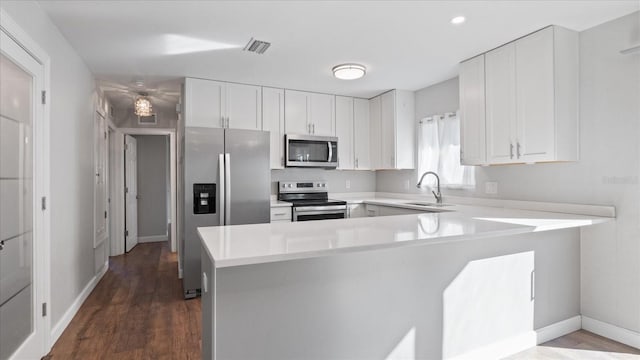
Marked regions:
[199,201,613,360]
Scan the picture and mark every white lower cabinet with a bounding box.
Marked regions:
[347,204,366,218]
[365,204,379,217]
[270,207,292,222]
[365,204,427,217]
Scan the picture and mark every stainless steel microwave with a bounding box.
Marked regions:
[285,134,338,168]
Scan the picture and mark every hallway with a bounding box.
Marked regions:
[45,242,201,359]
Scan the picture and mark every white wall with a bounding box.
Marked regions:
[134,135,169,238]
[1,0,103,329]
[378,12,640,334]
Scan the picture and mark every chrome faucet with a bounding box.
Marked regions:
[416,171,442,204]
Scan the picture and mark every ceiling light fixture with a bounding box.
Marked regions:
[134,93,153,117]
[450,16,466,25]
[332,63,366,80]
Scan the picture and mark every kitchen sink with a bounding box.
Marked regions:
[405,202,453,207]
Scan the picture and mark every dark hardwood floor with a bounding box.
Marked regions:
[45,242,201,359]
[45,241,638,359]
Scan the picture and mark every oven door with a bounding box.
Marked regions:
[286,134,338,168]
[292,205,347,221]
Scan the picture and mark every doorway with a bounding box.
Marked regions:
[109,128,177,256]
[0,22,50,359]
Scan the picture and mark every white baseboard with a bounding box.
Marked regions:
[536,315,582,344]
[447,316,582,360]
[138,235,168,243]
[49,260,109,346]
[582,316,640,349]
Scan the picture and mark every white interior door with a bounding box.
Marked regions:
[0,29,47,359]
[125,135,138,252]
[94,112,108,247]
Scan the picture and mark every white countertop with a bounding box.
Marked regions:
[199,199,612,268]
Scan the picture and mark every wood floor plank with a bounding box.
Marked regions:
[46,242,201,359]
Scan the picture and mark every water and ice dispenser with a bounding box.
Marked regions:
[193,183,216,214]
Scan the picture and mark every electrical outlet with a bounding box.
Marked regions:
[346,180,351,189]
[485,182,498,195]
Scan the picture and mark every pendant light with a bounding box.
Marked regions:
[134,93,153,117]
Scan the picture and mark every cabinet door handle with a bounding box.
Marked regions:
[307,124,311,134]
[355,158,359,168]
[517,142,521,158]
[510,143,514,159]
[312,124,315,134]
[226,117,230,128]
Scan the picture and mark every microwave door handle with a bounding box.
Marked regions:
[328,142,332,163]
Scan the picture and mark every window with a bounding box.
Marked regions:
[417,111,475,189]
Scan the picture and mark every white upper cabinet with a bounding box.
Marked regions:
[184,78,262,130]
[460,26,578,166]
[284,90,335,136]
[459,55,487,166]
[353,98,371,170]
[284,90,309,134]
[380,91,396,169]
[335,96,354,170]
[262,87,285,169]
[185,78,225,128]
[371,90,415,170]
[309,92,336,136]
[226,83,262,130]
[369,96,382,169]
[486,43,516,164]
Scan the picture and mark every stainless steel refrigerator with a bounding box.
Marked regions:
[182,127,270,299]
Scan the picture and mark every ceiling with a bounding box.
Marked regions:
[39,0,639,111]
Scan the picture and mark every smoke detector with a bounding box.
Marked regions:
[243,38,271,54]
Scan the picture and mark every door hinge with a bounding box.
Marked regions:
[104,210,107,219]
[41,90,46,105]
[125,187,128,194]
[124,143,128,151]
[104,131,107,139]
[42,302,47,317]
[41,196,47,210]
[125,230,129,237]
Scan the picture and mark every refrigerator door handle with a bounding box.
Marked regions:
[224,153,231,225]
[218,154,225,225]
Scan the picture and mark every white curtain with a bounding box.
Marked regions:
[417,112,475,189]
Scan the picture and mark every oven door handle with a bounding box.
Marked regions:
[294,205,346,212]
[294,210,347,218]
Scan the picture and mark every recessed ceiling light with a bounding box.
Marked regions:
[451,16,466,25]
[332,63,366,80]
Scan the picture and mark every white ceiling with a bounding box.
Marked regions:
[39,0,639,110]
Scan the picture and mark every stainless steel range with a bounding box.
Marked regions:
[278,181,347,221]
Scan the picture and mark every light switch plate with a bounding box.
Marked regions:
[485,182,498,195]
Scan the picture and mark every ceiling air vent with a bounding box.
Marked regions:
[243,38,271,54]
